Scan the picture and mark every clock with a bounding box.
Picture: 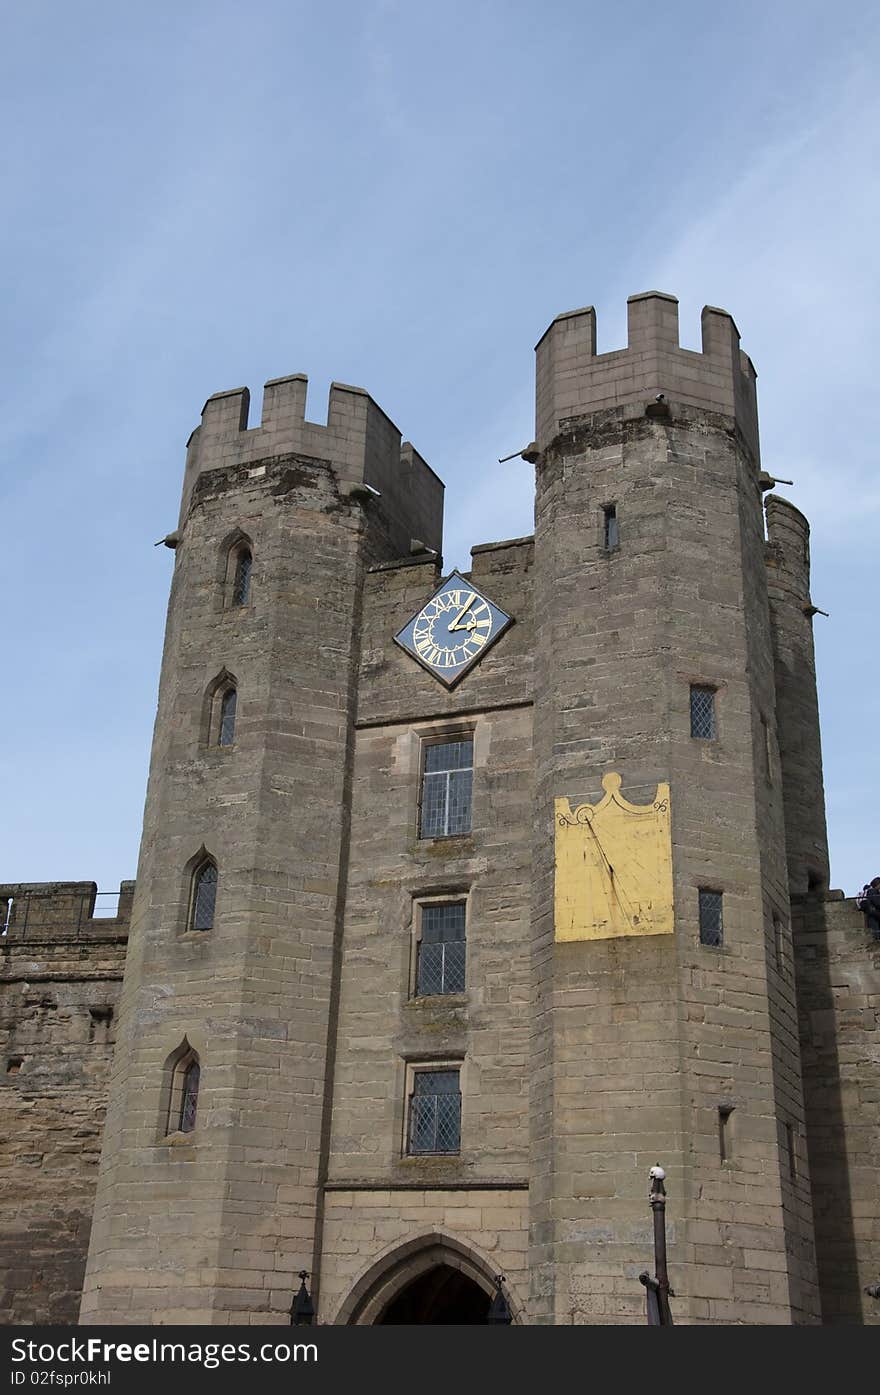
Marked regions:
[394,571,513,688]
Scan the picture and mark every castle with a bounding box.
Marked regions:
[2,292,878,1326]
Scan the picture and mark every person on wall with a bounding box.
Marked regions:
[856,877,880,939]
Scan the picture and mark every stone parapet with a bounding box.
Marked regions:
[535,292,759,463]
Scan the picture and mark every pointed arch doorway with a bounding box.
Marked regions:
[336,1233,516,1326]
[377,1263,489,1324]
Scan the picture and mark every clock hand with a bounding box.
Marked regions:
[448,592,477,632]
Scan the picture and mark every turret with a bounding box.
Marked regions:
[81,374,442,1323]
[529,292,819,1324]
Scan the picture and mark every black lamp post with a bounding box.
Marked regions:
[290,1270,315,1326]
[638,1164,674,1325]
[487,1274,513,1324]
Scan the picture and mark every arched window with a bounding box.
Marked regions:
[218,687,237,746]
[190,860,218,932]
[178,1057,200,1133]
[232,548,252,606]
[164,1041,201,1137]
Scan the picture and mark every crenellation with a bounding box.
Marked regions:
[536,292,760,463]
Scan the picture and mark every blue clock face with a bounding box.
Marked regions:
[394,571,513,688]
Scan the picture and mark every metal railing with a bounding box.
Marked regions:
[0,889,130,940]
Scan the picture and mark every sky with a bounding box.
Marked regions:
[1,0,877,901]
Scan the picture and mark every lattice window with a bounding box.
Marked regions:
[699,889,723,947]
[232,549,252,606]
[178,1058,200,1133]
[690,685,716,739]
[218,687,237,746]
[419,739,473,838]
[416,903,466,995]
[407,1069,461,1154]
[191,861,218,932]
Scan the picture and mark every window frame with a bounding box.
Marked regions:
[689,684,717,740]
[177,1056,200,1133]
[188,858,218,933]
[601,501,619,552]
[219,531,254,613]
[417,734,475,840]
[404,1062,463,1157]
[231,547,252,607]
[163,1043,201,1140]
[698,887,724,947]
[412,896,468,998]
[217,685,237,747]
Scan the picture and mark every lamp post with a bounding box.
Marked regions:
[638,1164,674,1325]
[487,1274,513,1324]
[289,1270,315,1326]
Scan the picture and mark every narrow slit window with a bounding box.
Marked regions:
[719,1105,734,1162]
[761,714,772,782]
[218,688,237,746]
[690,685,716,739]
[416,902,466,996]
[773,913,785,970]
[407,1068,461,1155]
[232,549,252,606]
[419,738,473,838]
[785,1122,797,1181]
[699,889,723,947]
[603,503,619,550]
[190,861,218,932]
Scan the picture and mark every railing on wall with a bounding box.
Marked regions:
[0,885,133,940]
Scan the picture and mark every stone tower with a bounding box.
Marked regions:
[80,378,442,1322]
[529,293,821,1322]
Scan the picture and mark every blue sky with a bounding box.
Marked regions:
[1,1,877,899]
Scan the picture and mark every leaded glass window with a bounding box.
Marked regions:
[191,861,217,931]
[178,1058,200,1133]
[419,739,473,838]
[416,902,466,995]
[407,1069,461,1154]
[218,687,237,746]
[232,549,252,606]
[699,888,723,947]
[690,685,716,739]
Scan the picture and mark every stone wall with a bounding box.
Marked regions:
[0,883,131,1323]
[794,892,880,1323]
[315,538,534,1317]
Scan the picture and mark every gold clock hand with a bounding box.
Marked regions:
[448,592,477,631]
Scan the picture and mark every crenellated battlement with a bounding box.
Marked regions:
[535,291,759,461]
[178,373,444,556]
[0,880,134,942]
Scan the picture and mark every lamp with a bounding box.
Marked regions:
[487,1274,512,1324]
[289,1270,315,1326]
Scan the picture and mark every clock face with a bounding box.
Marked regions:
[394,571,513,688]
